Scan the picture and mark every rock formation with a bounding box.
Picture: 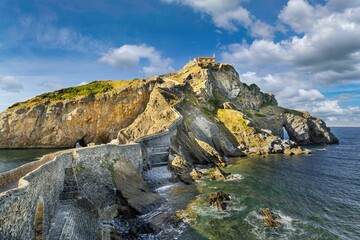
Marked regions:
[0,59,338,167]
[259,208,281,227]
[209,191,231,211]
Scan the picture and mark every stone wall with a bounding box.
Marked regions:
[0,151,65,188]
[72,144,143,220]
[0,151,72,239]
[0,143,143,239]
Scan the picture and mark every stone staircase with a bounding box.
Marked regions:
[48,168,100,240]
[147,146,169,167]
[59,168,79,204]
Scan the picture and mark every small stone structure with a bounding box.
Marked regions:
[194,55,215,64]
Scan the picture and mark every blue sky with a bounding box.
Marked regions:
[0,0,359,126]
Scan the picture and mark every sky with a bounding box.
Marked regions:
[0,0,359,126]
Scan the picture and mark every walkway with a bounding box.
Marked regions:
[48,168,101,240]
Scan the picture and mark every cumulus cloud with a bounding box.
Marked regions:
[278,0,317,33]
[0,76,23,92]
[162,0,274,39]
[222,3,360,85]
[240,72,324,109]
[99,44,174,76]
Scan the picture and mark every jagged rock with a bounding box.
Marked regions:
[112,160,162,214]
[0,60,338,153]
[117,88,180,143]
[283,113,338,145]
[209,191,231,211]
[168,155,202,184]
[260,208,281,227]
[209,167,234,181]
[222,102,238,110]
[0,81,156,148]
[194,136,226,167]
[283,146,312,156]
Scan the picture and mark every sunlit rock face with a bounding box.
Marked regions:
[0,60,337,151]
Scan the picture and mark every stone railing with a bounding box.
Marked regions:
[0,144,144,239]
[0,151,67,189]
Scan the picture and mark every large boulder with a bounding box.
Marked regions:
[283,113,338,145]
[209,191,231,211]
[168,154,202,184]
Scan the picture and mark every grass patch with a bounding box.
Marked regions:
[255,112,266,118]
[37,81,113,101]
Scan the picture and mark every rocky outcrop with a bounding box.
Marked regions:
[112,160,162,214]
[209,167,234,181]
[260,209,281,227]
[168,154,202,184]
[117,88,180,144]
[283,113,339,145]
[209,191,231,211]
[0,59,338,154]
[0,81,156,148]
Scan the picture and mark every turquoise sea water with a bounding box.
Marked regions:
[0,149,61,173]
[160,127,360,239]
[1,128,359,239]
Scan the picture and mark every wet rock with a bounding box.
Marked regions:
[168,154,202,184]
[284,146,307,156]
[209,167,234,181]
[112,160,162,215]
[259,208,281,227]
[209,191,231,211]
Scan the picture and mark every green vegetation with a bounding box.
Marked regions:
[37,81,113,101]
[255,112,266,118]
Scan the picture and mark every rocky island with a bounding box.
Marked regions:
[0,58,338,239]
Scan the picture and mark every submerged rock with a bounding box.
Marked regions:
[259,208,281,227]
[209,191,231,211]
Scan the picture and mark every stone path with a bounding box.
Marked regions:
[147,146,169,167]
[48,168,101,240]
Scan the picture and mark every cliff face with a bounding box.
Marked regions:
[0,80,157,148]
[0,60,338,152]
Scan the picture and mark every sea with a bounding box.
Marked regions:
[153,127,360,240]
[0,148,61,173]
[1,127,359,239]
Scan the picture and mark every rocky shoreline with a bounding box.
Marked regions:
[0,59,338,239]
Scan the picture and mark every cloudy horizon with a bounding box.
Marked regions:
[0,0,359,126]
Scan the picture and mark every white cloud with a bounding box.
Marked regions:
[162,0,274,39]
[78,82,88,86]
[278,0,316,33]
[240,72,323,108]
[240,71,360,125]
[222,4,360,85]
[0,76,23,92]
[99,44,174,76]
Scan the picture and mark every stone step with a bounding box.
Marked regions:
[151,162,168,167]
[147,146,170,154]
[59,191,79,201]
[148,152,169,165]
